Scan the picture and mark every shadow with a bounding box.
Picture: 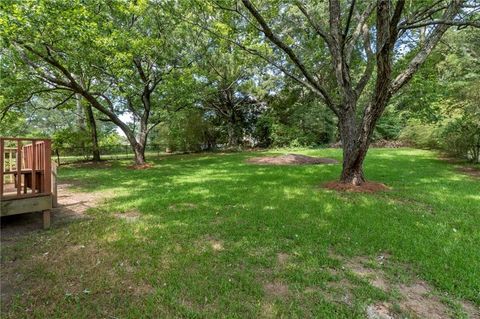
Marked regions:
[1,182,101,242]
[3,148,479,315]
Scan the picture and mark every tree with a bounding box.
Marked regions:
[199,50,266,147]
[210,0,479,184]
[260,81,337,147]
[398,28,480,162]
[1,0,196,165]
[192,13,268,148]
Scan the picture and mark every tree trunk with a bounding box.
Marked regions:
[338,108,370,186]
[130,126,148,166]
[84,104,101,162]
[226,113,242,148]
[132,143,146,166]
[340,145,367,185]
[227,124,239,147]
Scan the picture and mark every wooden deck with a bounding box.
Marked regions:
[1,137,56,229]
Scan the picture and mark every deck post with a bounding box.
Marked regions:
[16,140,22,196]
[32,140,36,194]
[42,209,51,229]
[0,138,4,199]
[52,161,58,207]
[44,140,52,195]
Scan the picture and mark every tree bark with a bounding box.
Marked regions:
[83,104,101,162]
[132,142,146,166]
[227,120,242,148]
[338,107,366,185]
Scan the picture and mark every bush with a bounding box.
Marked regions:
[399,119,440,149]
[439,112,480,163]
[151,110,214,153]
[400,108,480,163]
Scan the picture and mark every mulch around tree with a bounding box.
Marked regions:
[323,181,389,193]
[127,163,154,170]
[246,154,339,165]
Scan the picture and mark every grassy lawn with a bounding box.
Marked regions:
[1,148,479,318]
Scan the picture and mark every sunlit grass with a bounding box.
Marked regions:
[1,148,479,318]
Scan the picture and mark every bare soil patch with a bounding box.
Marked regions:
[344,256,390,291]
[64,160,114,169]
[1,182,112,240]
[114,210,141,222]
[263,281,289,298]
[366,302,395,319]
[438,156,480,178]
[324,278,355,307]
[336,252,479,319]
[276,252,289,266]
[247,154,338,165]
[196,235,224,252]
[438,156,462,164]
[398,281,450,319]
[457,166,480,178]
[209,239,224,251]
[323,181,389,193]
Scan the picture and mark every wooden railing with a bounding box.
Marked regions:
[1,137,52,200]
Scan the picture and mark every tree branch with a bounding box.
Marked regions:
[241,0,334,108]
[391,0,464,94]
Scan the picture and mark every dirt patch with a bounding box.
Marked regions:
[457,166,480,178]
[263,281,289,298]
[438,156,480,178]
[1,182,112,240]
[63,160,114,169]
[209,239,224,251]
[461,301,480,319]
[114,210,140,222]
[276,252,289,266]
[323,181,389,193]
[127,163,154,170]
[366,303,394,319]
[196,235,224,252]
[398,281,451,319]
[366,302,395,319]
[260,302,277,318]
[438,156,462,164]
[324,278,355,306]
[247,154,339,165]
[344,256,390,291]
[337,253,476,319]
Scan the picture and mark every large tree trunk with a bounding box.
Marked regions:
[84,104,101,162]
[227,123,241,147]
[132,142,146,166]
[340,142,368,185]
[338,107,372,186]
[130,126,148,166]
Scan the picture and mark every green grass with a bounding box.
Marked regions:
[1,148,479,318]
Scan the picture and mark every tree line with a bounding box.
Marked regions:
[1,0,479,184]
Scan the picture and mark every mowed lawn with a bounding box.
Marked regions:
[1,148,479,318]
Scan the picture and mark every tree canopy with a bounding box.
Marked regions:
[1,0,479,174]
